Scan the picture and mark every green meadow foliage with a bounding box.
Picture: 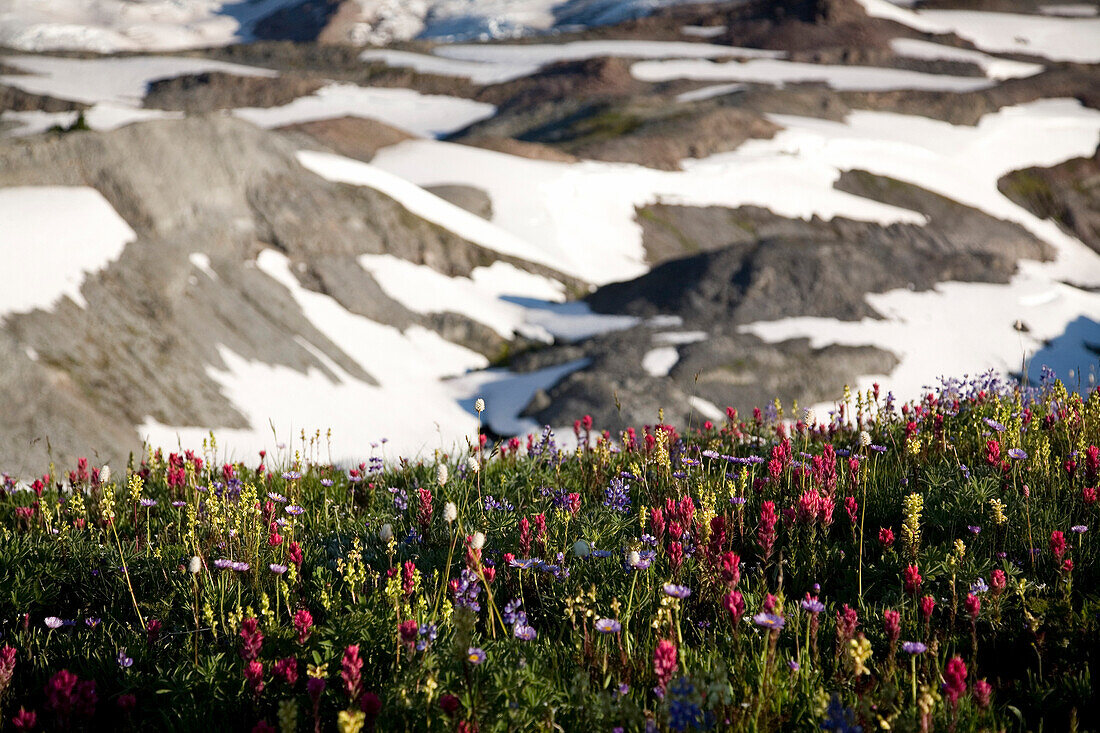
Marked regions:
[1,371,1099,731]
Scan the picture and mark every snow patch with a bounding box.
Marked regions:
[888,38,1044,80]
[631,57,998,91]
[0,187,135,315]
[855,0,1100,63]
[0,55,276,106]
[234,83,495,138]
[189,253,217,280]
[642,346,679,376]
[296,150,564,273]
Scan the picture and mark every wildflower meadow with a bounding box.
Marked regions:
[1,372,1099,731]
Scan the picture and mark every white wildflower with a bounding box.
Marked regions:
[466,456,480,474]
[443,501,458,524]
[436,463,448,487]
[379,523,394,543]
[475,398,485,413]
[100,465,111,484]
[471,531,486,550]
[188,556,202,574]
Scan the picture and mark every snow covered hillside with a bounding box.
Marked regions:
[1,0,1098,468]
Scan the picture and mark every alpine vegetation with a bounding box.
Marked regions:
[0,374,1099,731]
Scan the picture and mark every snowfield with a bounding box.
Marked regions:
[630,57,1000,91]
[0,55,276,106]
[233,84,496,138]
[369,137,926,286]
[363,40,779,85]
[0,187,135,315]
[740,99,1100,404]
[856,0,1100,63]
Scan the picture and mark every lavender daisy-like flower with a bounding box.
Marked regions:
[232,561,250,572]
[729,497,747,506]
[139,498,157,507]
[267,492,287,502]
[753,613,785,630]
[85,617,100,628]
[595,619,622,634]
[968,525,981,534]
[663,583,691,599]
[800,598,825,614]
[1071,525,1088,534]
[213,558,232,570]
[282,471,301,481]
[269,564,288,574]
[285,505,304,516]
[509,558,541,570]
[902,641,927,655]
[320,479,334,487]
[45,616,63,629]
[466,647,486,665]
[1008,448,1028,460]
[171,500,186,508]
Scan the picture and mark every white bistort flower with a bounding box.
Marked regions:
[436,463,449,487]
[471,531,486,550]
[188,556,202,574]
[443,501,458,524]
[379,523,394,543]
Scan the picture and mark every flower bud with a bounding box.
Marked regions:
[573,539,591,557]
[188,556,202,574]
[379,523,394,543]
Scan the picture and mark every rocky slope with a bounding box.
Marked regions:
[999,145,1100,255]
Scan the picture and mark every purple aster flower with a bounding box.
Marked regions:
[85,617,100,628]
[662,583,691,599]
[282,471,301,481]
[1071,525,1088,534]
[968,525,981,534]
[171,500,186,508]
[139,498,157,507]
[269,564,288,574]
[1008,448,1027,460]
[595,619,622,634]
[902,641,927,655]
[45,616,63,629]
[753,613,785,629]
[320,479,333,487]
[466,647,486,665]
[285,505,304,515]
[232,561,250,572]
[509,557,541,570]
[267,492,287,502]
[800,598,825,614]
[730,496,747,506]
[213,558,232,570]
